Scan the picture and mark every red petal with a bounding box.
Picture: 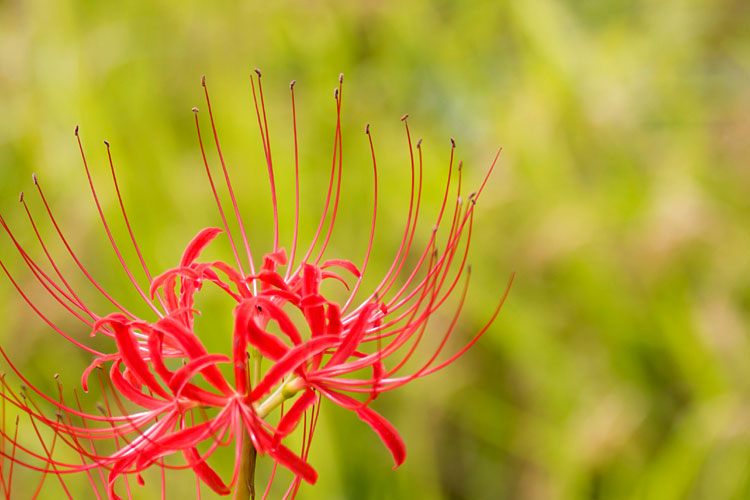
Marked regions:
[321,271,350,290]
[246,316,290,361]
[327,303,378,367]
[276,389,318,437]
[270,442,318,484]
[154,317,233,395]
[169,353,231,397]
[107,318,171,399]
[109,361,166,410]
[210,261,251,296]
[260,288,301,305]
[300,294,326,308]
[301,264,320,294]
[321,259,361,277]
[262,248,288,270]
[180,227,223,267]
[250,336,339,401]
[183,447,231,495]
[233,301,253,395]
[355,405,406,468]
[255,297,302,345]
[252,270,289,291]
[326,303,342,337]
[147,330,173,385]
[81,353,118,391]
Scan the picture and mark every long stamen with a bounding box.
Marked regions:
[345,114,417,318]
[341,123,378,313]
[250,69,280,253]
[104,140,167,312]
[285,80,301,280]
[292,74,344,275]
[201,76,256,279]
[374,117,423,300]
[312,73,345,266]
[20,193,87,313]
[33,177,136,318]
[193,107,246,276]
[75,128,164,318]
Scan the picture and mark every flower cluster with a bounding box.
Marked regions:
[0,72,511,499]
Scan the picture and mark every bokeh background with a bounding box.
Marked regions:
[1,0,749,498]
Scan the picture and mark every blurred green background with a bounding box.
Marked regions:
[1,0,749,498]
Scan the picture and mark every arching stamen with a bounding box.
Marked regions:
[104,141,167,311]
[312,74,346,266]
[74,128,164,318]
[341,123,378,313]
[19,196,89,314]
[285,80,301,281]
[289,75,344,280]
[250,69,280,253]
[345,115,418,318]
[193,107,246,277]
[383,138,455,310]
[201,76,257,280]
[375,117,423,299]
[33,177,137,319]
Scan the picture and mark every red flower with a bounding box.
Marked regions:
[0,72,512,499]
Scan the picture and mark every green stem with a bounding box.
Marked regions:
[236,355,305,499]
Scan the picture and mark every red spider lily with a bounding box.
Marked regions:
[0,71,513,500]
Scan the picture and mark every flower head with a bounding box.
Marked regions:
[0,72,512,499]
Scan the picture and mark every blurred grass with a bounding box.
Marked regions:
[1,0,749,498]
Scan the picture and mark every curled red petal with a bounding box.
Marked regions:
[321,270,350,290]
[106,317,171,399]
[180,227,223,267]
[154,317,233,395]
[262,248,288,271]
[255,297,302,345]
[269,440,318,484]
[81,353,118,391]
[327,303,378,367]
[246,316,290,361]
[260,288,301,305]
[109,361,167,410]
[183,447,231,495]
[321,258,361,277]
[251,270,290,291]
[169,353,231,397]
[355,405,406,468]
[276,389,318,438]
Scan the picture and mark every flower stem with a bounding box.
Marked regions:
[236,353,305,499]
[236,427,257,500]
